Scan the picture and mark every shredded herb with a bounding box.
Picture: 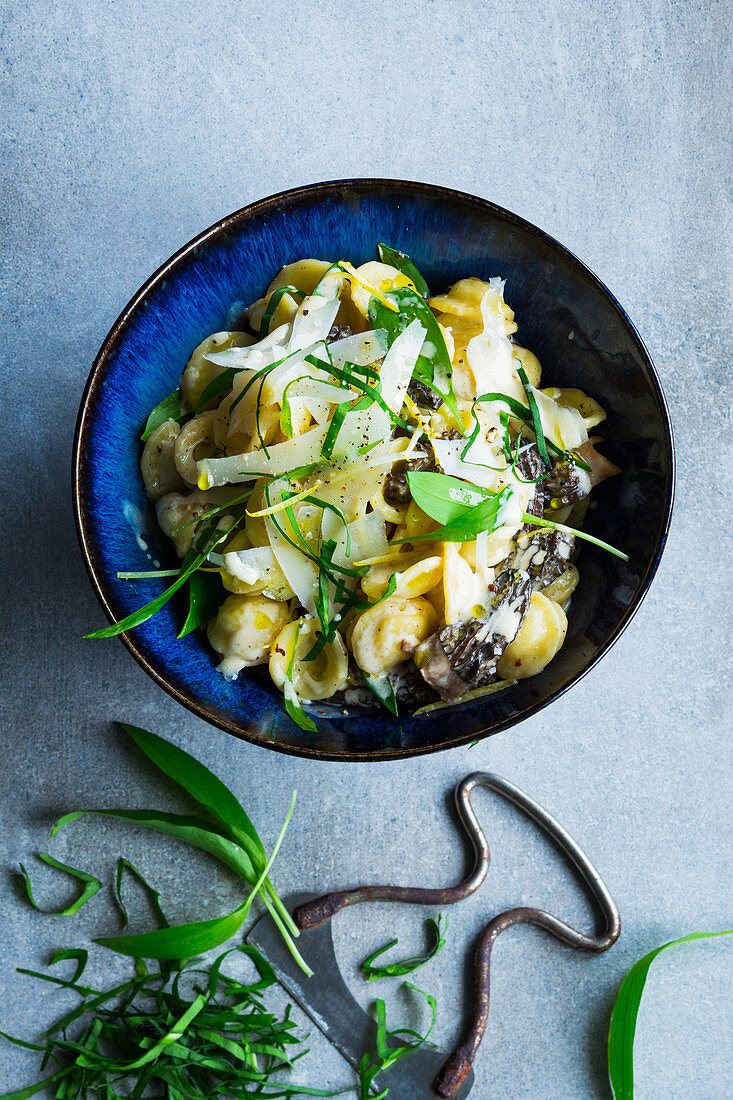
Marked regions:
[19,853,102,917]
[0,942,337,1098]
[361,916,447,982]
[362,672,399,718]
[140,388,184,442]
[177,569,223,638]
[358,982,437,1099]
[259,285,307,336]
[377,243,431,300]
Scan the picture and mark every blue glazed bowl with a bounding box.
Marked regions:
[74,180,674,760]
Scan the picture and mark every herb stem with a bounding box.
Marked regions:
[521,513,629,561]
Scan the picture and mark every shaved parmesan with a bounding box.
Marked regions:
[379,319,426,414]
[329,329,388,368]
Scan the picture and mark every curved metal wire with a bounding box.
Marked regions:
[292,771,621,1097]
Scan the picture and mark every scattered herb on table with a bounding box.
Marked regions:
[24,722,311,975]
[0,936,336,1098]
[361,915,448,982]
[358,982,437,1099]
[608,928,732,1100]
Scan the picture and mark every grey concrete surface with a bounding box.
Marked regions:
[1,1,731,1096]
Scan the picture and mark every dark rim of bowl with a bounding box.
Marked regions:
[73,178,675,761]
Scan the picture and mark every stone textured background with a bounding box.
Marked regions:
[1,1,731,1096]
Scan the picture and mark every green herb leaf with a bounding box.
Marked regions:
[19,853,101,917]
[521,513,629,561]
[283,620,318,734]
[407,470,493,525]
[195,366,240,412]
[47,947,89,985]
[361,915,448,982]
[259,285,307,336]
[114,857,169,930]
[363,673,399,718]
[177,569,223,638]
[401,472,514,544]
[140,388,183,442]
[377,243,431,299]
[608,929,733,1100]
[53,808,257,882]
[85,514,237,639]
[118,724,267,863]
[358,981,437,1098]
[517,365,549,465]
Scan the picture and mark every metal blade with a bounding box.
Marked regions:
[247,893,473,1098]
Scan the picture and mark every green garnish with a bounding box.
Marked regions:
[358,982,437,1099]
[361,915,448,981]
[86,510,244,639]
[608,929,732,1100]
[405,469,629,560]
[140,388,184,442]
[0,942,337,1098]
[177,569,223,638]
[517,364,549,465]
[282,619,317,733]
[50,723,310,974]
[362,672,399,718]
[18,853,102,917]
[259,284,306,336]
[377,242,431,300]
[195,365,240,412]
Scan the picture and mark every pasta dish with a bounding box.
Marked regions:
[115,246,623,730]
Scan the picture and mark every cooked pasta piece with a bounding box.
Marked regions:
[208,594,292,680]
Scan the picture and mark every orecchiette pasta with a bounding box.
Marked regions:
[497,593,567,680]
[141,419,184,502]
[131,244,620,730]
[270,617,349,701]
[208,594,292,680]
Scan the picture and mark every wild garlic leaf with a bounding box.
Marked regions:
[19,853,102,917]
[403,472,513,543]
[407,470,493,525]
[52,807,257,881]
[114,857,169,930]
[361,915,448,981]
[140,388,184,441]
[195,366,239,412]
[358,981,438,1098]
[363,672,399,718]
[608,929,733,1100]
[177,569,223,638]
[377,242,431,299]
[118,724,267,863]
[259,284,307,335]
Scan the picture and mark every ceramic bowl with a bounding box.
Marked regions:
[74,179,674,760]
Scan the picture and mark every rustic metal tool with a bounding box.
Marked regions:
[293,771,621,1097]
[247,890,475,1098]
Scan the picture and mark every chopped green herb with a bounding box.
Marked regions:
[140,388,183,442]
[361,915,448,981]
[517,364,550,465]
[377,243,431,300]
[362,672,399,718]
[0,942,338,1099]
[358,982,437,1099]
[259,285,307,335]
[18,853,102,917]
[195,366,240,412]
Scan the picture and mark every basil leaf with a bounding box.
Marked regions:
[177,570,222,638]
[608,929,733,1100]
[18,853,102,917]
[140,389,183,442]
[377,242,431,299]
